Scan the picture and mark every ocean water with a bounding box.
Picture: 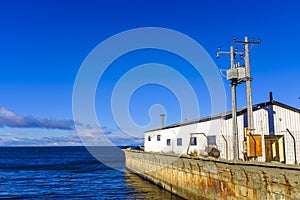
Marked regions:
[0,146,183,199]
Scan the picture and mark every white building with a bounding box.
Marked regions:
[144,98,300,165]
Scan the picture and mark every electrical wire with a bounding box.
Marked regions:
[219,68,227,78]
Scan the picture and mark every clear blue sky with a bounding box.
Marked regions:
[0,0,299,146]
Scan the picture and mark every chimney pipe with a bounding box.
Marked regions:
[160,114,165,128]
[269,92,273,102]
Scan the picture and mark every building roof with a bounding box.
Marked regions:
[145,100,300,133]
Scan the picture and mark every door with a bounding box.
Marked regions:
[264,135,285,163]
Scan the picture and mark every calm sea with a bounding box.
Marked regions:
[0,146,183,199]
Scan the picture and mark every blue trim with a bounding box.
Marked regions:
[264,105,275,135]
[243,113,248,128]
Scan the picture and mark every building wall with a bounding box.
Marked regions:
[273,105,300,164]
[144,109,270,160]
[252,108,269,162]
[144,119,227,155]
[144,123,200,154]
[144,104,300,164]
[219,108,269,161]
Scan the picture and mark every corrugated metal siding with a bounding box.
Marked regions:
[222,117,235,160]
[273,105,300,164]
[253,108,269,162]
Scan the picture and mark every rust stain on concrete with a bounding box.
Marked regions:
[125,150,300,200]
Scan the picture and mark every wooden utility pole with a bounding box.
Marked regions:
[234,36,261,160]
[230,46,239,159]
[217,46,243,160]
[244,37,254,134]
[234,37,261,132]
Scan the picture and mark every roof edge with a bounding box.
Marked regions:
[145,100,300,133]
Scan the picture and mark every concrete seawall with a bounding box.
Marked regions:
[125,150,300,200]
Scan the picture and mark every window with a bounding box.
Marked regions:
[148,136,151,141]
[191,137,197,146]
[207,136,216,145]
[177,138,182,146]
[166,139,171,146]
[157,135,161,141]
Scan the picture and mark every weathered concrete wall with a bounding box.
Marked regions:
[125,150,300,200]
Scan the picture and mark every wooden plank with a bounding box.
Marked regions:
[247,135,262,157]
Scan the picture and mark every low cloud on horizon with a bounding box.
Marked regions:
[0,107,74,130]
[0,107,143,146]
[0,131,143,147]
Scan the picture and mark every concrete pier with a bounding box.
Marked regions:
[125,150,300,200]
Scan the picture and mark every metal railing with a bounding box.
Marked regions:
[221,135,228,160]
[286,128,297,164]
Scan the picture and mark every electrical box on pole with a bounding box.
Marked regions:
[226,67,246,81]
[217,46,243,160]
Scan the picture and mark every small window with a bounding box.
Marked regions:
[191,137,197,146]
[157,135,161,141]
[207,136,216,145]
[166,139,171,146]
[148,136,151,141]
[177,138,182,146]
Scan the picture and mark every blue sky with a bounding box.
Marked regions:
[0,0,299,146]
